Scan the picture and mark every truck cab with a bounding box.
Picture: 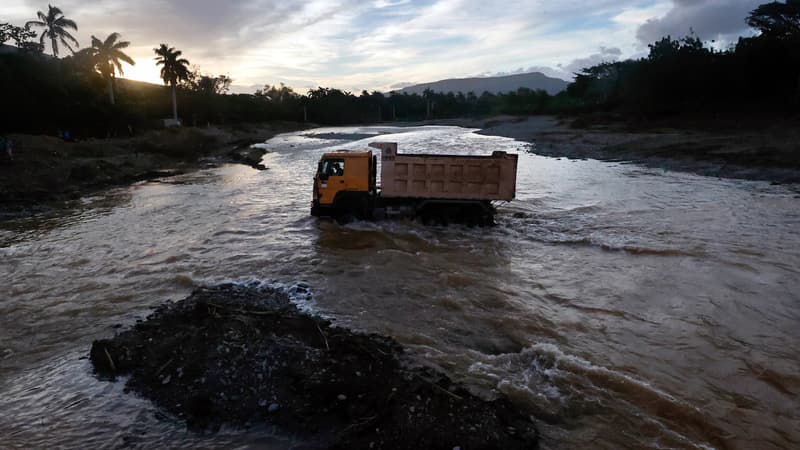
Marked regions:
[311,150,377,219]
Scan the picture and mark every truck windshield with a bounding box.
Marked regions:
[321,159,345,176]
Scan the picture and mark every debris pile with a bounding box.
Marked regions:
[90,283,538,449]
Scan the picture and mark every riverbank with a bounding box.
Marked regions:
[476,115,800,184]
[90,283,539,449]
[6,114,796,215]
[0,122,310,212]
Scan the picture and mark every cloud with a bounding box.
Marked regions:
[486,47,624,81]
[636,0,761,44]
[523,66,572,81]
[599,46,621,56]
[12,0,369,86]
[5,1,761,92]
[390,81,415,89]
[478,66,572,81]
[373,0,411,8]
[478,47,622,82]
[560,46,622,75]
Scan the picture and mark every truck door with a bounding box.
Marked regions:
[317,158,346,205]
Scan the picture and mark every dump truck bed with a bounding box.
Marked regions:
[370,142,518,201]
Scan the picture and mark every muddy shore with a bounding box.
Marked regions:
[90,283,539,449]
[5,114,797,215]
[475,115,800,184]
[0,122,309,212]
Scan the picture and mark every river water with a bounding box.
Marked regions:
[1,125,798,449]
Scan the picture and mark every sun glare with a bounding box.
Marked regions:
[122,57,163,85]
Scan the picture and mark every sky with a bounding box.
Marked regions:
[2,0,763,93]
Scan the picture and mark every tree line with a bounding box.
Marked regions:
[567,1,800,118]
[1,1,799,137]
[1,5,233,135]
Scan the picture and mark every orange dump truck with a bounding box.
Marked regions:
[311,142,518,224]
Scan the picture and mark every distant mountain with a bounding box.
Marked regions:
[395,72,570,96]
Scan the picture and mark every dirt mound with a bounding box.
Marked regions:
[90,283,538,449]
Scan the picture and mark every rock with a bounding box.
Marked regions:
[227,147,268,170]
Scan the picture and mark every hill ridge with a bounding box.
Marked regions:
[396,72,569,96]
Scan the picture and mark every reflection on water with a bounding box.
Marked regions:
[1,125,799,449]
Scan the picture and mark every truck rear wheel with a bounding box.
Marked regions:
[417,201,494,226]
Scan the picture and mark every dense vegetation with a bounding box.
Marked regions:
[568,2,800,117]
[1,0,798,137]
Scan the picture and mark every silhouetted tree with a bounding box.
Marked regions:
[746,0,800,40]
[0,23,35,46]
[25,5,78,57]
[194,74,232,95]
[154,44,191,121]
[75,33,135,105]
[422,88,434,118]
[255,83,297,103]
[747,0,800,97]
[0,23,42,54]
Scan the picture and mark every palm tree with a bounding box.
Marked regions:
[423,88,434,119]
[25,4,78,57]
[76,33,135,105]
[154,44,191,121]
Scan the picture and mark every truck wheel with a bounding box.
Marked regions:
[336,212,356,225]
[356,197,370,220]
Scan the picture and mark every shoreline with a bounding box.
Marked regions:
[0,121,311,213]
[3,115,798,217]
[475,115,800,185]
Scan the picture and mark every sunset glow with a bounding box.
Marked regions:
[3,1,764,92]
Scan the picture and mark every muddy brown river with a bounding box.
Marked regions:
[1,126,798,449]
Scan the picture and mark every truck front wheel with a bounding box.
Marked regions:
[333,192,372,223]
